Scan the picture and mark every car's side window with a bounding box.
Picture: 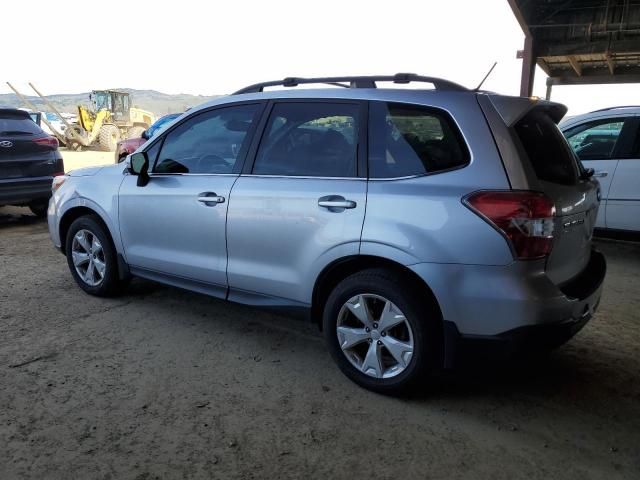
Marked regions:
[564,118,627,161]
[144,140,162,167]
[252,102,359,177]
[368,101,469,178]
[153,104,260,174]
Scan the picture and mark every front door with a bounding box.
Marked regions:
[606,117,640,231]
[564,116,628,228]
[118,103,263,296]
[226,101,367,306]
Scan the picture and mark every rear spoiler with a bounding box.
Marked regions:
[484,94,568,127]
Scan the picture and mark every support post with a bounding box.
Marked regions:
[519,36,536,97]
[545,80,552,100]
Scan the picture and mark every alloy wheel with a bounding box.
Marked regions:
[71,229,106,287]
[336,293,414,379]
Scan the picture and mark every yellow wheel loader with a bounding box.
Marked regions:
[65,90,155,152]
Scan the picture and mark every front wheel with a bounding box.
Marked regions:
[98,125,121,152]
[65,215,124,296]
[323,269,442,394]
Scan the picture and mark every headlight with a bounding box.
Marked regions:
[52,175,68,193]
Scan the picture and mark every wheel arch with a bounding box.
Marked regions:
[311,255,444,331]
[59,206,114,255]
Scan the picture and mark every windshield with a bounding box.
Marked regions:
[94,92,112,111]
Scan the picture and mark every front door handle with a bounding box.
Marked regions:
[197,192,225,206]
[318,195,357,211]
[593,171,608,178]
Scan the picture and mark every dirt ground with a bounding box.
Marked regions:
[0,205,639,480]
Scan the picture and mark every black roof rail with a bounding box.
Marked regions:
[233,73,468,95]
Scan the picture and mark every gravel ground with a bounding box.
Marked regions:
[0,207,639,480]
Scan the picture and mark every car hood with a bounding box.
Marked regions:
[68,166,104,177]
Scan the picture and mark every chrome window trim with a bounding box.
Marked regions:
[147,173,239,178]
[239,174,366,181]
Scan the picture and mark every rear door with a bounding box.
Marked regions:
[226,100,367,306]
[0,111,60,179]
[514,109,600,285]
[606,117,640,231]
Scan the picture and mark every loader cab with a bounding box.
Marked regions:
[91,90,130,123]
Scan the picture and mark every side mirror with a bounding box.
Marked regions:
[129,152,150,187]
[141,129,150,140]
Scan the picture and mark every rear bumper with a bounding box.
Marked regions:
[409,249,606,367]
[445,250,606,366]
[0,177,52,206]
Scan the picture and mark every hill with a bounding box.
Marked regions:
[0,88,221,116]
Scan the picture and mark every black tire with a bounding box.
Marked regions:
[98,124,120,152]
[65,215,124,297]
[126,126,146,139]
[28,200,49,218]
[322,268,442,394]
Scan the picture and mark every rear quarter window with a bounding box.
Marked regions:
[514,110,579,185]
[368,102,469,178]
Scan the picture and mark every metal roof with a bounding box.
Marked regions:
[509,0,640,87]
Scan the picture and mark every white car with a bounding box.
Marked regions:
[561,106,640,232]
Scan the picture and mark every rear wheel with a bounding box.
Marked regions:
[98,125,121,151]
[65,215,124,296]
[323,268,442,394]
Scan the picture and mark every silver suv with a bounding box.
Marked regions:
[48,75,606,393]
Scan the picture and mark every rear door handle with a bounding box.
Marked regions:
[318,195,357,210]
[593,171,608,178]
[197,192,225,206]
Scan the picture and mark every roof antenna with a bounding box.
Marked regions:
[474,61,498,91]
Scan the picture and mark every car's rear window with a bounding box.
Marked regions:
[368,102,469,178]
[0,114,43,135]
[514,110,578,185]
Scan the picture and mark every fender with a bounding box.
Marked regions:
[57,196,125,256]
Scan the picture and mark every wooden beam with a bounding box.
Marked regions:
[605,53,615,75]
[568,56,582,76]
[506,0,531,37]
[547,73,640,86]
[537,57,552,76]
[519,36,536,97]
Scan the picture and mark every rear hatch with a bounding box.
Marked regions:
[512,106,599,286]
[0,110,62,179]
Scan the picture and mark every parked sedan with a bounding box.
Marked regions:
[561,106,640,232]
[115,113,181,163]
[0,108,64,217]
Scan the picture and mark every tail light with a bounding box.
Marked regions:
[464,191,556,259]
[33,136,59,149]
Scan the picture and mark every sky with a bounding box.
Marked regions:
[3,0,639,116]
